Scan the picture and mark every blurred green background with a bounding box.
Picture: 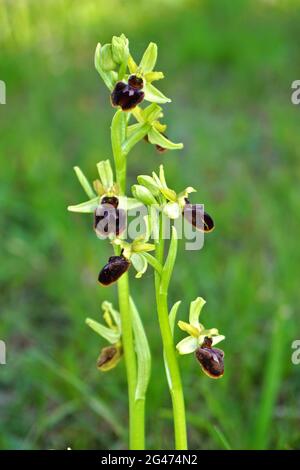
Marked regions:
[1,0,300,450]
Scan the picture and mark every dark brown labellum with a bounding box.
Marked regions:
[195,337,224,379]
[97,346,117,369]
[97,344,122,371]
[98,255,130,286]
[111,75,145,111]
[100,196,119,209]
[94,197,126,238]
[183,201,215,233]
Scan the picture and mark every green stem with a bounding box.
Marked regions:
[154,215,187,450]
[117,271,142,449]
[111,110,146,450]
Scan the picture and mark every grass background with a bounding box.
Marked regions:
[1,0,300,449]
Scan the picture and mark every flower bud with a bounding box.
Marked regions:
[98,255,130,286]
[111,34,129,65]
[99,44,117,72]
[195,337,224,379]
[97,344,122,371]
[137,175,160,196]
[131,184,158,206]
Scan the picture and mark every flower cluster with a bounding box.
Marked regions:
[68,34,226,451]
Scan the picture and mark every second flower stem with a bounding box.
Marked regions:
[154,215,188,450]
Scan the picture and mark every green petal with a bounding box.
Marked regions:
[85,318,120,344]
[131,253,148,279]
[176,336,198,355]
[139,42,157,73]
[128,54,138,74]
[160,187,178,202]
[73,166,96,199]
[102,301,121,330]
[118,196,143,211]
[67,197,99,213]
[97,160,114,190]
[178,320,199,337]
[159,164,167,187]
[212,335,225,346]
[163,202,181,219]
[133,242,156,253]
[144,83,171,104]
[144,71,164,83]
[189,297,206,328]
[148,127,183,150]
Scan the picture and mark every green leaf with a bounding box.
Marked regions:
[85,318,120,344]
[73,166,96,199]
[67,197,99,213]
[31,351,125,438]
[139,42,157,73]
[96,160,114,190]
[148,127,183,150]
[130,297,151,401]
[131,253,148,279]
[144,83,171,104]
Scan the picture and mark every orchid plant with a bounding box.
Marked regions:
[68,34,225,450]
